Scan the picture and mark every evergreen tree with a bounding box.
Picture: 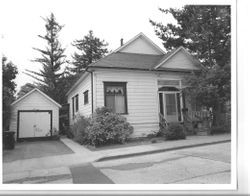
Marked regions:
[150,5,230,68]
[25,13,66,103]
[71,30,108,73]
[150,5,231,125]
[17,83,36,99]
[2,56,18,130]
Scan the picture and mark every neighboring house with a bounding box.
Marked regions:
[9,88,61,140]
[66,33,202,137]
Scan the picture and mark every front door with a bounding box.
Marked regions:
[165,93,178,122]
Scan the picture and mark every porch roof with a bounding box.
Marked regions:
[158,86,180,91]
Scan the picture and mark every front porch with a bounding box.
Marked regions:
[157,79,211,135]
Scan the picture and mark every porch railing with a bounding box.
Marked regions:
[186,110,210,122]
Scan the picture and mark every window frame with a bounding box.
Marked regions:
[83,90,89,105]
[103,82,128,114]
[75,94,79,112]
[72,94,79,118]
[72,97,75,118]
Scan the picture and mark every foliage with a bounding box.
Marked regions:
[164,123,186,140]
[25,13,66,104]
[150,5,230,68]
[150,5,231,117]
[210,125,230,134]
[71,107,133,147]
[56,70,79,104]
[71,30,109,74]
[85,109,133,146]
[17,83,36,99]
[51,127,60,136]
[94,106,113,117]
[2,56,18,131]
[150,138,158,143]
[147,130,163,138]
[183,64,231,108]
[70,115,91,144]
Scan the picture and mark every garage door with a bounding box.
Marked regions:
[18,111,52,139]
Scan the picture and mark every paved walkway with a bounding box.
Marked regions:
[3,134,231,183]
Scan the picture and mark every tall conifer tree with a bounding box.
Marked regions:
[25,13,66,103]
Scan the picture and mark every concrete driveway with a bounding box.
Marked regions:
[3,140,74,163]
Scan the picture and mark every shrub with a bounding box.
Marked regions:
[51,127,60,140]
[146,132,156,139]
[70,115,91,144]
[210,125,230,134]
[164,123,186,140]
[83,107,133,146]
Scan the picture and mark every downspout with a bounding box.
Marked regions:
[85,69,94,115]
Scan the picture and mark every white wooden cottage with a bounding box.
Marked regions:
[9,88,61,140]
[66,33,202,137]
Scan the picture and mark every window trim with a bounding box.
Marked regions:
[103,82,128,114]
[83,90,89,105]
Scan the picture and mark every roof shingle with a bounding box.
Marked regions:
[88,52,170,70]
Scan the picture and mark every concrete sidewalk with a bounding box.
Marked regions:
[94,134,231,162]
[3,134,231,183]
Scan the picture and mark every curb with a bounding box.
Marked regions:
[95,139,231,162]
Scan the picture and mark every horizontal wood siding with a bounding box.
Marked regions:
[9,91,59,140]
[95,69,158,136]
[67,73,92,125]
[94,69,189,137]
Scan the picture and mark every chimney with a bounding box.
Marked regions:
[120,38,123,46]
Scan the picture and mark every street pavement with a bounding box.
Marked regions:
[3,135,231,184]
[90,142,231,184]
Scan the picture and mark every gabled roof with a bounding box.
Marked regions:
[113,32,166,55]
[154,46,202,69]
[66,33,203,96]
[88,52,164,70]
[11,88,61,108]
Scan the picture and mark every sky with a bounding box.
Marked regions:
[1,0,233,93]
[0,0,187,92]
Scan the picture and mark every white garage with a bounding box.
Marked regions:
[9,88,61,141]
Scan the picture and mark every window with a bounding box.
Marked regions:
[84,90,89,105]
[72,94,79,118]
[104,82,127,114]
[72,97,75,118]
[75,94,79,112]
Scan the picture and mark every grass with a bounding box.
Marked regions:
[85,137,165,151]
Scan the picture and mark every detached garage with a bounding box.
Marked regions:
[9,88,61,141]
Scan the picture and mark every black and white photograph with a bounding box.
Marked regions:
[1,0,248,194]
